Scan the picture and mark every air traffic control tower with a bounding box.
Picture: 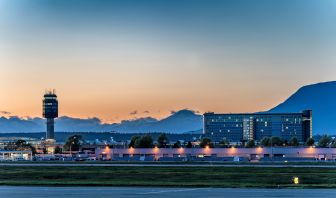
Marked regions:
[43,90,58,140]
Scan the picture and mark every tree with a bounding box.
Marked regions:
[245,140,255,148]
[29,145,37,155]
[15,140,27,148]
[186,141,193,148]
[157,133,169,148]
[63,135,82,151]
[129,136,140,148]
[260,137,271,147]
[54,146,62,154]
[172,141,181,148]
[288,137,299,147]
[305,138,315,146]
[11,140,37,155]
[240,139,247,147]
[219,139,229,148]
[199,138,214,148]
[134,134,153,148]
[271,136,283,146]
[318,135,331,147]
[331,140,336,148]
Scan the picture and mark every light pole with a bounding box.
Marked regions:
[70,142,75,156]
[70,142,72,155]
[270,136,273,161]
[70,136,77,157]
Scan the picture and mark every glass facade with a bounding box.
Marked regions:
[203,110,312,143]
[43,94,58,118]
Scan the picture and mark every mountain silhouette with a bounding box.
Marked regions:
[0,109,202,133]
[269,81,336,134]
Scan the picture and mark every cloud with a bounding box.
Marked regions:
[171,109,201,115]
[129,110,138,115]
[143,110,150,114]
[0,111,11,115]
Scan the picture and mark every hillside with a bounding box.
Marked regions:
[269,81,336,134]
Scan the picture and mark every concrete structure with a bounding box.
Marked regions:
[43,90,58,140]
[96,147,336,162]
[203,110,312,143]
[0,150,32,161]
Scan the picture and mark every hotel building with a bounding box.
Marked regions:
[203,110,312,143]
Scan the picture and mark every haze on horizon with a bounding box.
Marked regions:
[1,0,336,123]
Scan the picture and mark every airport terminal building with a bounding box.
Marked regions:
[203,110,312,143]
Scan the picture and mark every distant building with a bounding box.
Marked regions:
[203,110,312,143]
[0,150,32,161]
[0,137,41,150]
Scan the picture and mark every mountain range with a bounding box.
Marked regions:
[0,109,203,134]
[1,81,336,134]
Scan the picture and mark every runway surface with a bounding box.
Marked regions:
[0,187,335,198]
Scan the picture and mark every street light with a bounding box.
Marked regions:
[70,142,75,156]
[69,136,77,156]
[270,136,273,161]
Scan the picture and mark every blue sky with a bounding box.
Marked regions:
[0,0,336,122]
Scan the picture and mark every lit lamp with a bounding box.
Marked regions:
[307,146,315,155]
[229,146,236,155]
[203,145,211,155]
[105,145,110,153]
[152,146,160,160]
[293,177,299,184]
[129,146,135,155]
[153,146,159,153]
[178,147,184,154]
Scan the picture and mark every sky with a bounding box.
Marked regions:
[0,0,336,123]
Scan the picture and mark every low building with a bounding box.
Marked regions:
[95,147,336,162]
[0,150,32,161]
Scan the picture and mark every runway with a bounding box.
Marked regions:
[0,187,335,198]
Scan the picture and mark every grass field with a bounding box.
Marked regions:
[0,166,336,188]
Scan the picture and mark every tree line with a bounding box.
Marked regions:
[126,134,319,148]
[6,134,336,154]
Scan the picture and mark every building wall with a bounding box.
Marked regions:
[96,147,336,160]
[0,150,32,161]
